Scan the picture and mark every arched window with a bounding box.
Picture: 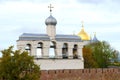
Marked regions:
[73,44,78,59]
[25,44,31,55]
[62,43,68,59]
[49,42,56,58]
[36,42,43,58]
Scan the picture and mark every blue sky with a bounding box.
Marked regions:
[0,0,120,54]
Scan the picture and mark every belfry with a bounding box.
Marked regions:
[17,4,85,70]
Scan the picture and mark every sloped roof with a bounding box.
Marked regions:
[18,33,82,42]
[56,34,81,42]
[18,33,50,41]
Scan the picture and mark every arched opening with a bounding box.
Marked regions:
[73,44,78,59]
[49,41,56,58]
[62,43,68,59]
[25,44,31,55]
[36,42,43,58]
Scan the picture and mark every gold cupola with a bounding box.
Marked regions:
[77,22,90,40]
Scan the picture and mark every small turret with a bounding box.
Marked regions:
[45,4,57,40]
[93,32,99,42]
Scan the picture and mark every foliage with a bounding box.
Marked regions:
[83,46,99,68]
[111,50,119,63]
[83,41,119,68]
[0,46,40,80]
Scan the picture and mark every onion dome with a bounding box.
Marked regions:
[45,15,57,26]
[93,32,99,42]
[77,23,90,40]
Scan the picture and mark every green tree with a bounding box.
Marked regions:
[83,46,99,68]
[83,41,119,68]
[0,46,40,80]
[112,50,119,63]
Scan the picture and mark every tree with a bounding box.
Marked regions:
[0,46,40,80]
[83,41,119,68]
[111,50,119,63]
[83,46,99,68]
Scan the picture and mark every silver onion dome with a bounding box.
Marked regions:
[45,15,57,26]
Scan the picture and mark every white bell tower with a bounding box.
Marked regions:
[45,4,57,40]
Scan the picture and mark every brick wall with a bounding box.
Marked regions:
[40,68,120,80]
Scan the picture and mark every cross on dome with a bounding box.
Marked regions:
[48,4,54,14]
[45,4,57,26]
[94,32,96,36]
[81,21,84,28]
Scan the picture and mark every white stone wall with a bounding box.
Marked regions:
[17,40,50,56]
[17,40,84,59]
[34,59,84,70]
[17,39,85,69]
[47,25,56,40]
[55,41,84,59]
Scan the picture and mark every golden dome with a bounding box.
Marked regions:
[77,23,90,40]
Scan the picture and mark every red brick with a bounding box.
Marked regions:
[40,68,120,80]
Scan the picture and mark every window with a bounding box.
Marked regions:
[62,43,68,59]
[49,42,56,58]
[36,42,43,58]
[73,45,78,59]
[25,44,31,55]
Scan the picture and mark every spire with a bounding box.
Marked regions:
[81,21,84,28]
[45,4,57,26]
[48,4,54,15]
[94,32,96,35]
[93,32,99,42]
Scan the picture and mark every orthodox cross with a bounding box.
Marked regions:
[94,32,96,36]
[81,21,84,28]
[81,21,84,25]
[48,4,54,14]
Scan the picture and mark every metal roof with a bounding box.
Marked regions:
[56,34,81,42]
[18,33,82,42]
[18,33,50,41]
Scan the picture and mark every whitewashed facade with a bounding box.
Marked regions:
[17,5,85,70]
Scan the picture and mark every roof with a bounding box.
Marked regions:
[18,33,50,41]
[92,35,99,42]
[45,15,57,26]
[18,33,82,42]
[77,24,90,41]
[56,34,81,42]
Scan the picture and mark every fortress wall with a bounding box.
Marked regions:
[40,68,120,80]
